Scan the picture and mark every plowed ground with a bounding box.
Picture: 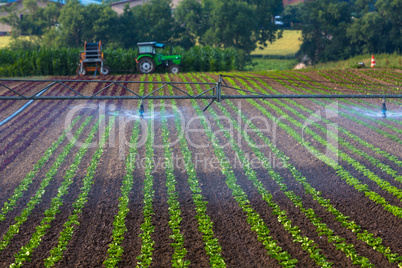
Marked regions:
[0,70,401,267]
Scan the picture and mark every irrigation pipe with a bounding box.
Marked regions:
[0,87,50,128]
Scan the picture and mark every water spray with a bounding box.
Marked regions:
[381,97,387,119]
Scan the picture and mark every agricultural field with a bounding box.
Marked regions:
[251,30,302,57]
[0,69,401,267]
[0,36,11,49]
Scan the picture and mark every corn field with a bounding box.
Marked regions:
[0,46,246,77]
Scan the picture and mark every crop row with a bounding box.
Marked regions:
[165,74,226,267]
[0,116,93,254]
[0,116,80,222]
[262,73,402,182]
[317,71,402,126]
[193,74,339,266]
[11,115,110,267]
[206,73,390,266]
[213,74,402,264]
[331,70,402,107]
[0,81,32,112]
[275,72,402,145]
[230,74,402,218]
[103,74,146,267]
[339,70,401,95]
[181,73,299,267]
[42,115,114,267]
[280,73,402,170]
[0,79,80,153]
[212,72,402,264]
[136,76,156,267]
[240,74,402,198]
[0,79,88,173]
[360,70,402,85]
[157,75,190,267]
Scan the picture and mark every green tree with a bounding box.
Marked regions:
[375,0,401,51]
[202,0,258,53]
[0,0,61,37]
[56,0,85,46]
[132,0,175,43]
[173,0,205,48]
[298,0,352,62]
[245,0,283,49]
[281,3,303,28]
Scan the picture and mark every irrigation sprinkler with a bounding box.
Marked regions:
[0,75,401,116]
[382,98,387,118]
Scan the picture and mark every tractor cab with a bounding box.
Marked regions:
[136,42,181,74]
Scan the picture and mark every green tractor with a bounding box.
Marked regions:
[136,42,182,74]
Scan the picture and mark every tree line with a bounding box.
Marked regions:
[0,0,282,54]
[1,0,400,64]
[282,0,401,63]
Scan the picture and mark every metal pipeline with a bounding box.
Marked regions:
[0,87,50,127]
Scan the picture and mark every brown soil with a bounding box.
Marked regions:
[0,70,401,267]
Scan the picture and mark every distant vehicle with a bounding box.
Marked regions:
[274,16,284,26]
[136,42,182,74]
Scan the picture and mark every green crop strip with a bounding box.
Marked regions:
[270,70,402,132]
[316,71,402,127]
[355,70,402,87]
[180,73,299,267]
[207,73,402,263]
[204,73,382,267]
[0,116,92,254]
[278,71,402,159]
[209,73,402,264]
[165,74,226,267]
[228,74,402,218]
[338,70,401,94]
[272,72,402,170]
[270,74,402,183]
[103,74,146,267]
[235,74,402,200]
[156,74,190,267]
[330,70,402,106]
[10,115,113,267]
[270,72,402,145]
[0,116,80,222]
[206,72,402,264]
[136,75,156,267]
[40,115,114,267]
[193,74,336,267]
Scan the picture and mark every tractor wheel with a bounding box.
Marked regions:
[168,64,180,74]
[101,66,111,75]
[138,57,156,74]
[76,67,87,76]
